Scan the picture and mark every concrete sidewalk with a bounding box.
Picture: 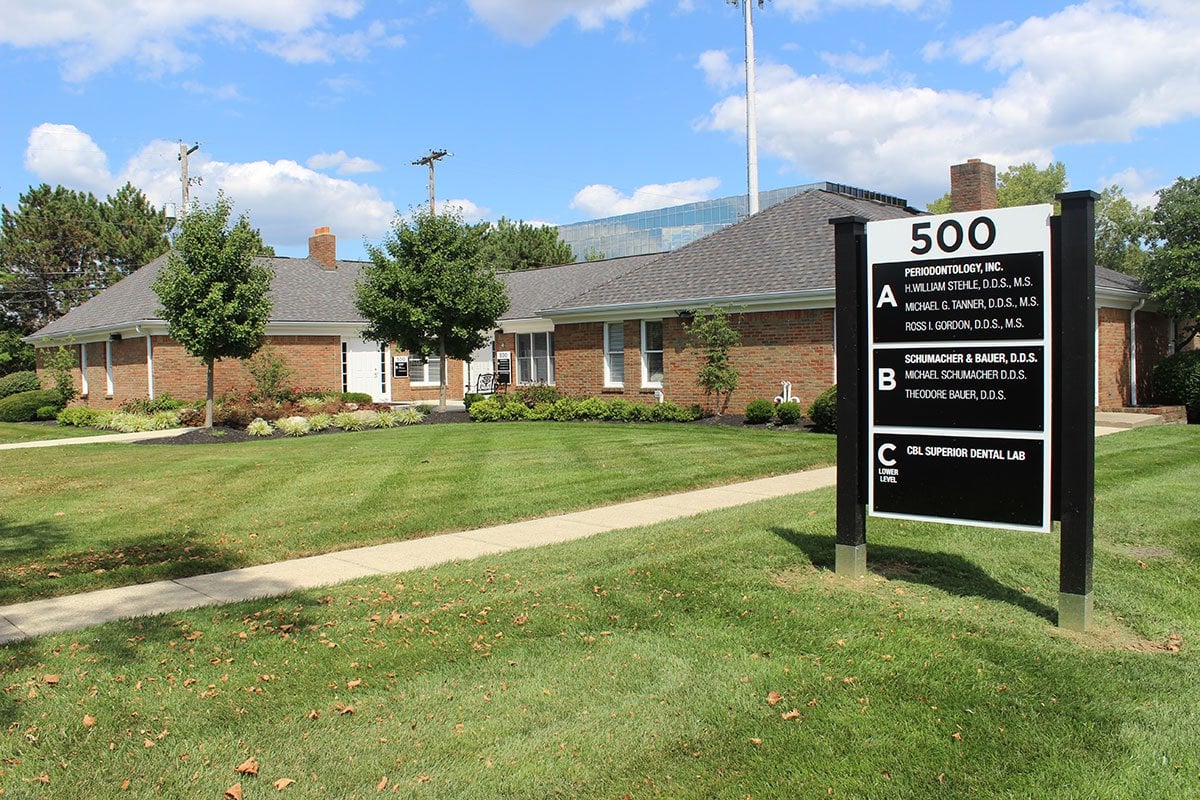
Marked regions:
[0,467,837,644]
[0,427,189,450]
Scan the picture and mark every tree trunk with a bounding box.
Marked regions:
[438,339,447,412]
[205,361,214,428]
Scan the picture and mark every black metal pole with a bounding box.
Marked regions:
[831,215,868,577]
[1055,190,1098,631]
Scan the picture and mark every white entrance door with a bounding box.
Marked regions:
[464,342,494,394]
[343,338,390,402]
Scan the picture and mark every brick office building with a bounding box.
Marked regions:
[28,164,1173,413]
[26,228,465,407]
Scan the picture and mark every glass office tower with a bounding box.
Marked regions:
[557,184,819,261]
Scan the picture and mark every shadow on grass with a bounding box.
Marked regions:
[0,527,256,606]
[770,527,1057,624]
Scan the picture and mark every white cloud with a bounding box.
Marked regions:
[1099,167,1163,209]
[0,0,399,80]
[774,0,942,20]
[819,49,891,75]
[697,50,740,91]
[24,124,112,196]
[466,0,649,45]
[306,150,381,175]
[440,199,490,223]
[698,1,1200,206]
[181,81,244,102]
[570,178,721,217]
[23,124,396,253]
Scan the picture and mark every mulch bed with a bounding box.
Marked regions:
[138,410,812,445]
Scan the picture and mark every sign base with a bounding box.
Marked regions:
[1058,591,1093,632]
[835,544,867,578]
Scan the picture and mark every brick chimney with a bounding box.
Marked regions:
[950,159,997,212]
[308,226,337,269]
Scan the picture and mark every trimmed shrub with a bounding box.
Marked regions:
[808,385,837,433]
[275,416,311,437]
[1150,350,1200,422]
[775,401,804,426]
[512,384,562,407]
[341,392,374,404]
[0,389,63,422]
[744,398,775,424]
[246,418,274,437]
[307,413,334,431]
[35,405,60,421]
[150,411,181,430]
[121,394,185,414]
[392,408,425,425]
[57,406,101,428]
[0,370,40,400]
[463,393,485,411]
[648,402,701,422]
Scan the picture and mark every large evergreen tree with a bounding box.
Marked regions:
[356,207,509,411]
[479,217,575,270]
[0,182,169,336]
[152,195,273,427]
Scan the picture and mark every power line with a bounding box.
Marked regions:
[412,149,451,215]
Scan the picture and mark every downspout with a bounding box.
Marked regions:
[1129,299,1146,407]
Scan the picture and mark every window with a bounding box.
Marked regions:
[80,343,89,397]
[516,332,554,385]
[604,322,624,386]
[105,340,114,396]
[408,354,442,386]
[641,320,663,387]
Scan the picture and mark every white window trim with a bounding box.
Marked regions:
[104,340,114,396]
[603,322,624,388]
[409,354,442,387]
[146,335,155,399]
[640,319,664,389]
[516,332,555,386]
[80,343,89,397]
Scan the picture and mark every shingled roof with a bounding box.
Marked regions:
[543,188,918,314]
[28,254,370,341]
[500,253,663,321]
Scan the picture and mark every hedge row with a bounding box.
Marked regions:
[468,395,701,423]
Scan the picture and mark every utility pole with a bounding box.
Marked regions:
[728,1,764,215]
[412,149,451,215]
[178,141,200,219]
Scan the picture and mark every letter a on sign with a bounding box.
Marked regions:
[876,284,897,308]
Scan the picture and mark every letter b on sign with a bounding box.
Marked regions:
[878,368,896,391]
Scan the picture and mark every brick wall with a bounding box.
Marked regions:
[390,352,466,401]
[1097,307,1130,407]
[1134,310,1170,405]
[550,310,835,413]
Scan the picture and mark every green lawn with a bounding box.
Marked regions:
[0,425,1197,798]
[0,422,110,444]
[0,422,832,604]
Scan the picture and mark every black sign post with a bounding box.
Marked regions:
[831,199,1097,631]
[1054,191,1098,632]
[831,216,869,578]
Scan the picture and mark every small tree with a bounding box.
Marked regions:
[45,343,79,406]
[152,196,273,427]
[684,306,741,416]
[1143,175,1200,350]
[355,207,509,411]
[244,344,294,403]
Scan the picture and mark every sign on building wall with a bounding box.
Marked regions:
[865,205,1053,531]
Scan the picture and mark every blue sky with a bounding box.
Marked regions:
[2,0,1198,261]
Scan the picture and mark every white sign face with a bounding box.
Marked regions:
[866,204,1053,532]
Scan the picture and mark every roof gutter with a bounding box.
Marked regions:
[540,287,835,322]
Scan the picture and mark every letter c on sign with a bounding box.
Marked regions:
[878,443,897,467]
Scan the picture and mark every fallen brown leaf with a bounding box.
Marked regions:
[43,675,60,686]
[235,758,259,776]
[82,714,97,728]
[376,775,388,791]
[781,709,801,720]
[766,691,783,707]
[120,778,131,790]
[225,783,244,800]
[273,777,296,790]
